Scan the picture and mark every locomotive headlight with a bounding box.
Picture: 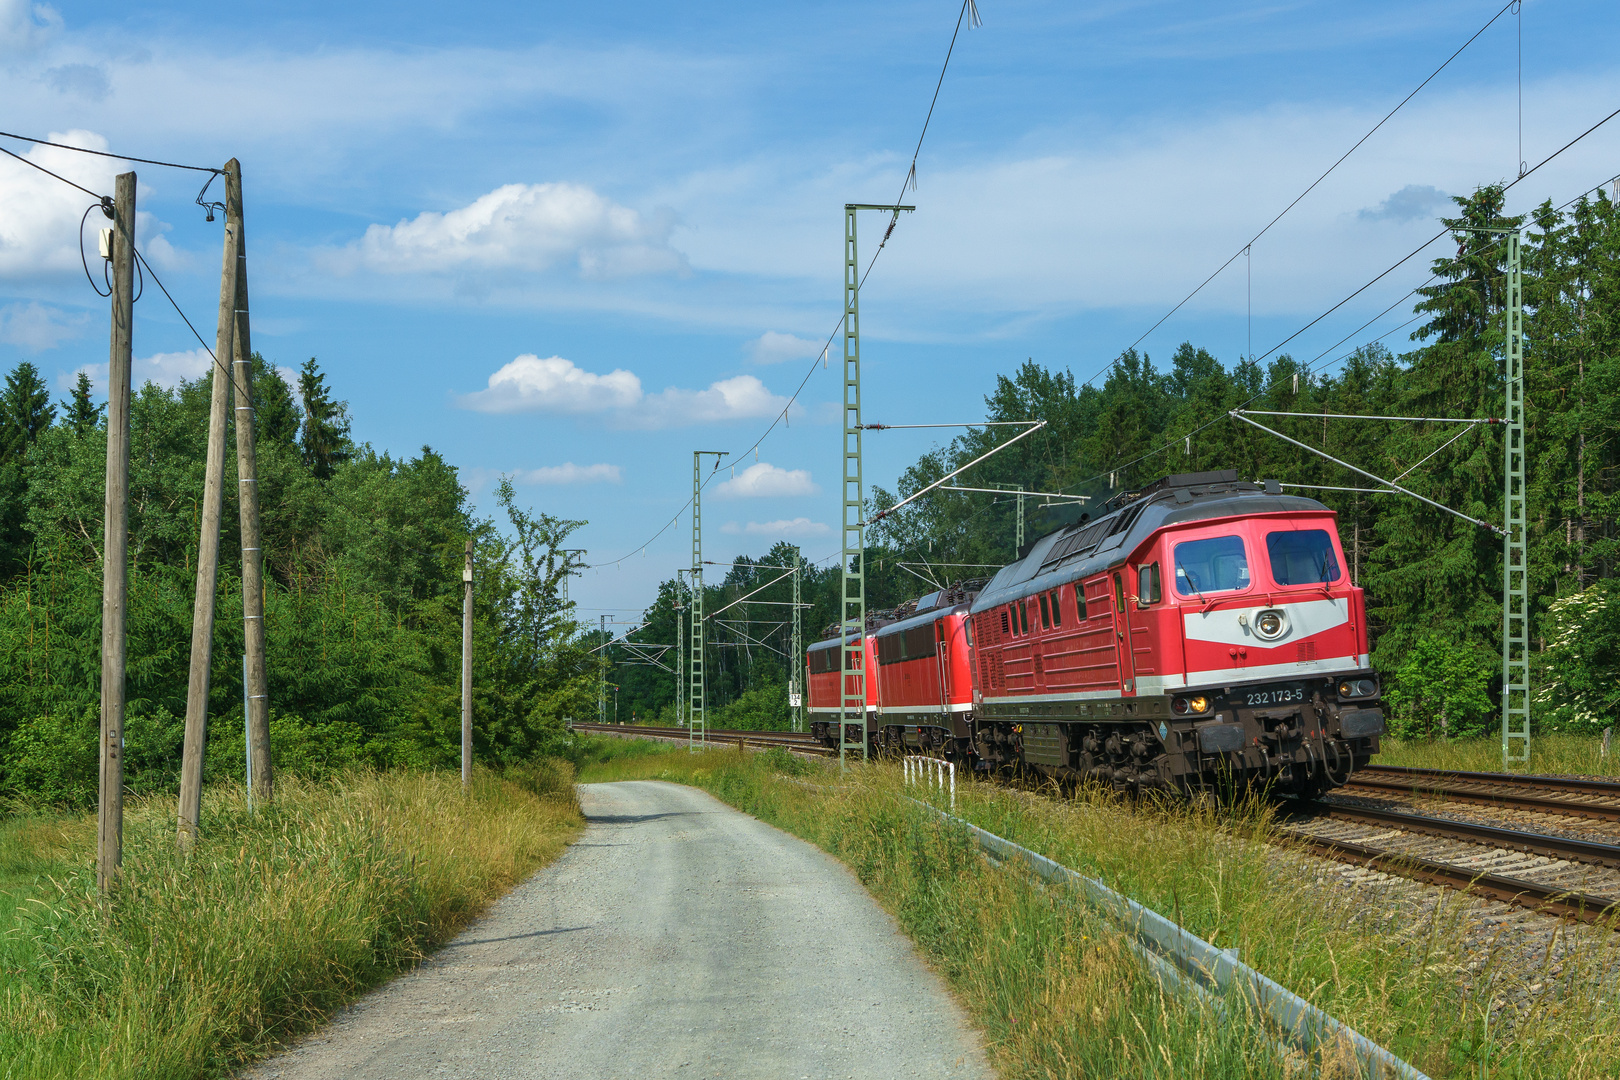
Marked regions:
[1338,678,1379,699]
[1253,608,1288,641]
[1171,694,1211,715]
[1188,694,1209,713]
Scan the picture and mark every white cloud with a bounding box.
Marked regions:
[65,346,214,395]
[0,130,123,280]
[512,462,622,485]
[745,330,821,365]
[714,461,817,498]
[0,0,60,56]
[1358,184,1452,223]
[459,354,641,414]
[0,301,88,350]
[326,183,687,279]
[459,354,791,429]
[720,518,830,538]
[630,375,788,430]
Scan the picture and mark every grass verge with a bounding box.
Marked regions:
[0,763,582,1079]
[1375,733,1620,777]
[580,738,1620,1080]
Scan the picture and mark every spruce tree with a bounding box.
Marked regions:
[297,357,352,480]
[66,371,102,436]
[0,362,56,462]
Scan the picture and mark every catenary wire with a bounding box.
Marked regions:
[585,0,981,570]
[1084,0,1517,389]
[1039,153,1620,502]
[0,130,218,173]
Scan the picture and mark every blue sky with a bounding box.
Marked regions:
[1,0,1617,628]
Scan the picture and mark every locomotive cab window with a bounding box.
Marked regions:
[1136,562,1160,607]
[1267,529,1343,585]
[1173,535,1250,597]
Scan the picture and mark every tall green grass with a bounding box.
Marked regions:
[0,766,582,1079]
[1375,733,1620,777]
[581,740,1620,1079]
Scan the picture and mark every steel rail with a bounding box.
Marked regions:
[1361,764,1620,797]
[1288,832,1620,927]
[1301,801,1620,868]
[1347,773,1620,822]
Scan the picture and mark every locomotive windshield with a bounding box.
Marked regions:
[1266,529,1342,585]
[1173,535,1249,596]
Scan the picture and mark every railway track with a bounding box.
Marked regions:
[1285,799,1620,926]
[1344,764,1620,822]
[570,722,834,756]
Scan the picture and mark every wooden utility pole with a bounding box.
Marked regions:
[177,159,241,848]
[98,171,136,892]
[461,539,474,791]
[229,161,272,802]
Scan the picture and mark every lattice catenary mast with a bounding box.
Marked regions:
[1502,230,1529,767]
[840,203,912,767]
[690,451,725,751]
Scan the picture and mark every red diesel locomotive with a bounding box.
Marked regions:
[808,470,1386,794]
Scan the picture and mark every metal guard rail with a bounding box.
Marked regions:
[910,800,1429,1080]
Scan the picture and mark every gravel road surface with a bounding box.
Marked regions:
[243,780,992,1080]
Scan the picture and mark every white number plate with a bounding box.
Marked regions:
[1243,684,1306,707]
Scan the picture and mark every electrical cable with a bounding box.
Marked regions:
[79,202,114,297]
[0,130,218,173]
[1082,0,1517,390]
[585,0,981,570]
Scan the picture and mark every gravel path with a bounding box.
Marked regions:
[242,780,991,1080]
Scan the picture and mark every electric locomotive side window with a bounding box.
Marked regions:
[1266,529,1343,586]
[1073,582,1088,621]
[1173,535,1250,597]
[1049,589,1062,627]
[1136,562,1160,607]
[1039,593,1051,629]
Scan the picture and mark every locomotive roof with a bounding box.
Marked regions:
[970,470,1330,613]
[872,601,973,640]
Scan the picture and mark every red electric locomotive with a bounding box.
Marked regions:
[868,582,979,754]
[807,470,1386,795]
[806,627,880,747]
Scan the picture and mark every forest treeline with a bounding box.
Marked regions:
[616,186,1620,739]
[0,357,596,807]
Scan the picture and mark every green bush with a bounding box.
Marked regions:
[1536,580,1620,732]
[1382,634,1495,738]
[2,706,183,809]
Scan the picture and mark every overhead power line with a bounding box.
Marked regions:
[0,129,218,173]
[586,0,983,570]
